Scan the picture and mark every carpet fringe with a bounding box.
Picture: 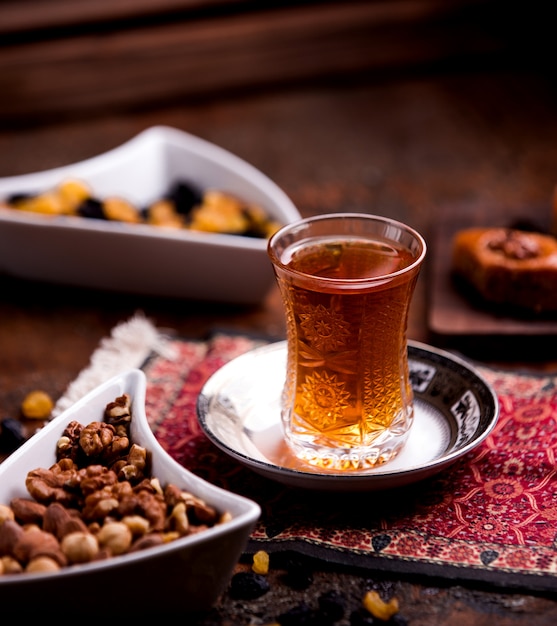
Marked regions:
[52,311,176,417]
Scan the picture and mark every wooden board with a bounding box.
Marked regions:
[0,0,510,123]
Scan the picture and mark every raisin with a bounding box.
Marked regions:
[277,601,317,626]
[317,589,346,622]
[77,197,106,220]
[228,571,270,600]
[21,390,53,419]
[7,192,33,204]
[349,608,376,625]
[167,181,202,217]
[0,418,26,453]
[252,549,270,575]
[282,555,314,590]
[390,615,409,625]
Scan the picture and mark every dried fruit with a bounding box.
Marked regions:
[362,589,399,621]
[78,197,105,219]
[57,179,92,213]
[252,549,270,575]
[228,571,270,600]
[317,589,346,622]
[146,199,184,229]
[103,196,142,223]
[0,418,26,453]
[276,602,315,626]
[4,178,280,239]
[167,180,201,215]
[349,608,376,626]
[282,554,314,590]
[21,390,54,419]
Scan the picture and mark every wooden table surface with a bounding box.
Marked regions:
[2,15,557,622]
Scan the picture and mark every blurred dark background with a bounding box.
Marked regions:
[1,0,552,126]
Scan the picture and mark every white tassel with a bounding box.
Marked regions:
[52,311,177,417]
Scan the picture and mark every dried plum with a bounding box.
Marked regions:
[228,571,270,600]
[0,418,26,453]
[349,608,376,625]
[167,180,202,216]
[77,197,106,220]
[282,554,314,590]
[317,589,346,622]
[277,601,317,626]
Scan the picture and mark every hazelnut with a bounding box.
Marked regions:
[0,503,15,525]
[1,555,23,575]
[121,515,150,537]
[97,521,132,555]
[25,556,61,573]
[61,531,99,564]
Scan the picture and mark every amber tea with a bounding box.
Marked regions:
[268,214,426,471]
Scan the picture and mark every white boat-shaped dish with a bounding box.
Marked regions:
[0,369,261,617]
[0,126,301,304]
[197,340,499,491]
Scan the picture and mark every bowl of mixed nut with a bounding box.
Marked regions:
[0,126,301,304]
[0,369,261,617]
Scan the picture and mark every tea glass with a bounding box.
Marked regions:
[267,213,426,471]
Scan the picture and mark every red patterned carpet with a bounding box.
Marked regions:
[142,332,557,593]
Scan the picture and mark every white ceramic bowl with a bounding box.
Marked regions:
[0,369,261,617]
[0,126,301,304]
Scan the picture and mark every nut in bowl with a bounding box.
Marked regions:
[0,126,301,304]
[0,369,260,617]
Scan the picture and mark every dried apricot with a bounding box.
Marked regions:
[103,197,141,223]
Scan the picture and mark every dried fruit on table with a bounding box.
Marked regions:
[318,589,346,622]
[362,589,399,621]
[0,418,26,453]
[276,601,315,626]
[252,549,270,575]
[21,390,54,419]
[228,571,271,599]
[282,553,314,590]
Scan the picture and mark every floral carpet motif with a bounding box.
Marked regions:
[142,333,557,593]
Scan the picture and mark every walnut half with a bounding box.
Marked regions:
[487,229,540,260]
